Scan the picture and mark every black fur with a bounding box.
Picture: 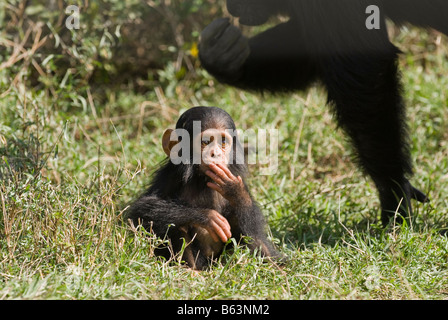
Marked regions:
[199,0,446,225]
[127,106,280,270]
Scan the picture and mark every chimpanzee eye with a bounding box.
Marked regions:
[221,137,227,147]
[201,140,210,147]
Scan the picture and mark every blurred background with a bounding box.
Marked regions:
[1,0,227,96]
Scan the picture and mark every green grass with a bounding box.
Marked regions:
[1,28,448,300]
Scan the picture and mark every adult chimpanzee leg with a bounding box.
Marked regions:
[199,18,318,93]
[322,43,428,226]
[198,0,434,227]
[313,0,429,226]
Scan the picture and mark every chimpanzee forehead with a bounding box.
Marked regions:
[176,106,236,132]
[199,128,234,139]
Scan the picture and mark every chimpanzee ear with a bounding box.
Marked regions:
[162,129,178,157]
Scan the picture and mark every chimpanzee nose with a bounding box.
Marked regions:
[210,145,222,158]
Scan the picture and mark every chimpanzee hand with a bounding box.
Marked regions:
[199,18,250,82]
[205,163,252,207]
[197,209,232,243]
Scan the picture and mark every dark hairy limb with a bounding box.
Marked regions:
[127,195,231,243]
[198,0,438,227]
[224,200,280,258]
[199,18,318,93]
[205,163,281,258]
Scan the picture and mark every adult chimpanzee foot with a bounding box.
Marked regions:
[410,184,430,204]
[379,179,429,227]
[380,196,411,228]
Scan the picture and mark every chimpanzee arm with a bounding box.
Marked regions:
[127,194,231,243]
[224,200,280,258]
[205,163,280,257]
[199,18,318,93]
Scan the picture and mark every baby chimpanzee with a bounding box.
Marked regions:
[127,106,280,270]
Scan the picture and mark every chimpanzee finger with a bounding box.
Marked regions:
[216,163,238,181]
[209,163,232,181]
[211,34,249,71]
[200,18,230,46]
[205,170,225,185]
[212,217,231,241]
[214,212,232,239]
[210,220,230,243]
[225,38,250,71]
[207,182,224,195]
[208,25,243,58]
[206,223,219,242]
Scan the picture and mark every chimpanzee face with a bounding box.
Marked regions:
[162,115,241,168]
[226,0,287,26]
[196,128,234,171]
[162,106,246,177]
